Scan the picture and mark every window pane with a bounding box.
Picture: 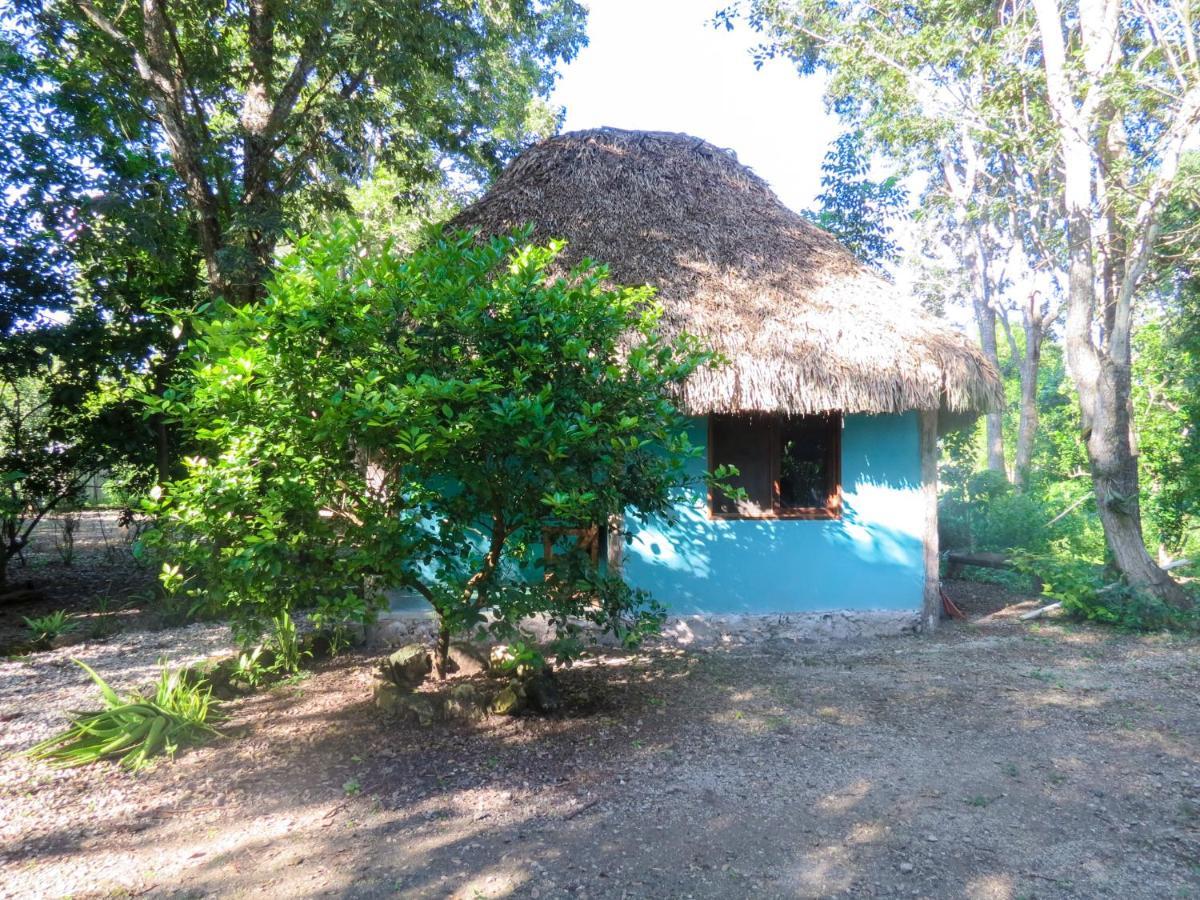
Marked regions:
[779,415,834,510]
[710,415,773,516]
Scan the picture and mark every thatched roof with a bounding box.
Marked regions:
[451,127,1002,417]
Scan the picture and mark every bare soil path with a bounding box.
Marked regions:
[1,593,1198,899]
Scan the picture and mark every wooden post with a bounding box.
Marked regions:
[606,513,624,577]
[919,409,941,630]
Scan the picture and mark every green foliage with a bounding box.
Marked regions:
[1134,163,1200,559]
[22,610,76,647]
[11,0,587,299]
[1016,554,1200,633]
[804,131,908,270]
[1,368,142,588]
[146,224,717,665]
[267,612,308,678]
[26,659,221,771]
[939,465,1098,557]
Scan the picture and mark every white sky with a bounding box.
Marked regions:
[550,0,840,213]
[547,1,982,332]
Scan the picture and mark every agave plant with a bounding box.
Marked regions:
[27,660,222,771]
[23,610,77,648]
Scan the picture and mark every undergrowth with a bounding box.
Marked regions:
[27,659,222,771]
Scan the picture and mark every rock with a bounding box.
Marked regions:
[524,670,562,714]
[374,680,406,713]
[444,683,487,721]
[899,862,914,874]
[375,681,439,724]
[489,645,516,671]
[399,692,440,726]
[490,682,526,716]
[380,643,431,689]
[186,656,251,700]
[446,642,489,677]
[48,632,86,650]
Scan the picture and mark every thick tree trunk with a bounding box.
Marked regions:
[1088,360,1193,608]
[1031,0,1190,610]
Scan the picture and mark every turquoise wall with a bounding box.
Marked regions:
[622,412,926,614]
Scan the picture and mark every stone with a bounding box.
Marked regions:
[490,682,526,716]
[48,632,86,650]
[374,680,406,713]
[524,670,562,714]
[443,683,488,721]
[446,642,489,677]
[398,692,440,726]
[380,643,432,689]
[186,656,252,700]
[489,645,516,671]
[376,682,439,724]
[899,862,914,874]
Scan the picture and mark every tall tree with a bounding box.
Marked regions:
[720,0,1198,607]
[805,130,908,272]
[1029,0,1200,606]
[16,0,586,303]
[719,1,1062,482]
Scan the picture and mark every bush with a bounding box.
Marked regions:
[1015,553,1200,632]
[146,224,721,674]
[27,659,222,771]
[23,610,77,648]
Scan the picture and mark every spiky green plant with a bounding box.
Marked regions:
[26,659,222,771]
[23,610,77,647]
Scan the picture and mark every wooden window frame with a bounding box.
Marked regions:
[707,413,842,521]
[542,525,601,567]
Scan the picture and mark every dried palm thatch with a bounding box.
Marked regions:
[451,127,1002,417]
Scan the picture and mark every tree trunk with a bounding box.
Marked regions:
[1031,0,1188,609]
[1088,360,1193,608]
[434,620,451,679]
[975,303,1006,474]
[1012,316,1042,489]
[968,228,1005,475]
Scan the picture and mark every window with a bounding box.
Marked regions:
[708,413,841,519]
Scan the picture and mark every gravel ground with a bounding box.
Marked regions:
[0,623,234,758]
[1,598,1198,899]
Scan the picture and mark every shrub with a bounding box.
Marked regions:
[146,224,722,674]
[27,659,222,771]
[1015,553,1200,632]
[23,610,76,647]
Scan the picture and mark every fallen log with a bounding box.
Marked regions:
[1018,601,1062,621]
[944,551,1043,594]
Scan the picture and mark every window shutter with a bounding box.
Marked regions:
[710,415,773,515]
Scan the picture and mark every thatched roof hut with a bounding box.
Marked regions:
[452,127,1001,419]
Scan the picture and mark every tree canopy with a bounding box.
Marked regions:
[13,0,587,301]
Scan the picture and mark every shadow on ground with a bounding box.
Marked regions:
[2,605,1198,900]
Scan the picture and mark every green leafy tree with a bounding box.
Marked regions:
[1,357,139,591]
[720,0,1200,609]
[146,226,721,674]
[805,131,908,271]
[1134,153,1200,560]
[15,0,587,304]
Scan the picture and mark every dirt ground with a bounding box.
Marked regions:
[0,515,158,653]
[2,578,1198,900]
